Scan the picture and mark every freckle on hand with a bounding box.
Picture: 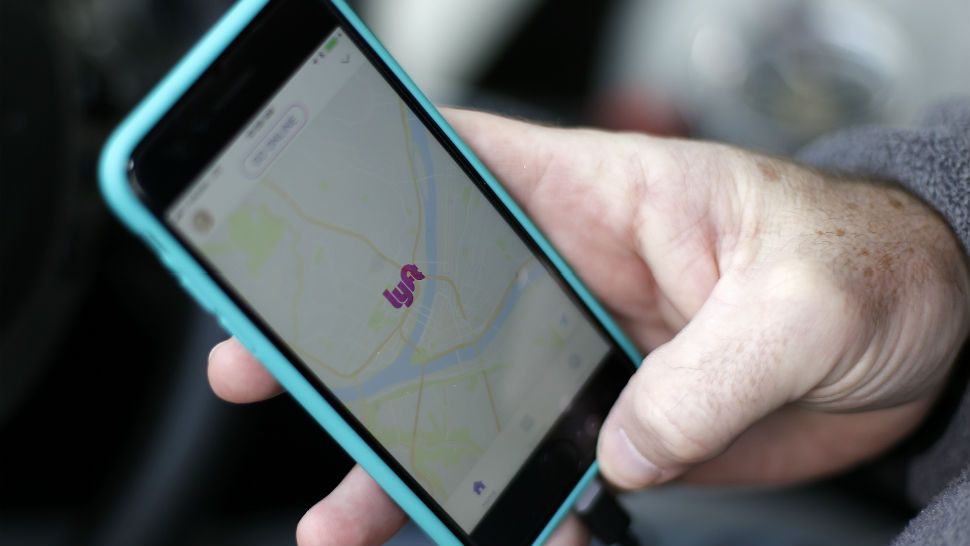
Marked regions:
[757,160,781,182]
[835,228,845,237]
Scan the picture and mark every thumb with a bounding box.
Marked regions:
[597,270,850,489]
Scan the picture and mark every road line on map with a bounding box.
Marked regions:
[295,304,412,378]
[399,99,424,261]
[409,258,532,364]
[477,348,502,433]
[409,359,428,472]
[429,275,468,320]
[263,179,401,268]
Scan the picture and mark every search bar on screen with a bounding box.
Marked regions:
[243,104,308,178]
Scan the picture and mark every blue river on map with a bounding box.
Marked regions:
[331,112,540,401]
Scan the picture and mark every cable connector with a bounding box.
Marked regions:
[574,477,639,546]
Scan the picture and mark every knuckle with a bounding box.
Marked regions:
[629,384,715,465]
[758,261,854,325]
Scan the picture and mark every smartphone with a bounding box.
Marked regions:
[99,1,640,544]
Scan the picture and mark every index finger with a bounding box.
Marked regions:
[207,337,283,403]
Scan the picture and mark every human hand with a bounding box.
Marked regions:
[208,109,970,545]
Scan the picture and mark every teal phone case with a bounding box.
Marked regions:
[99,1,642,544]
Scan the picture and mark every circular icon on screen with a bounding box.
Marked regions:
[192,209,214,234]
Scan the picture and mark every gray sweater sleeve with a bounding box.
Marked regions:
[798,98,970,546]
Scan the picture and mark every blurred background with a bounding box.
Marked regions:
[1,0,967,544]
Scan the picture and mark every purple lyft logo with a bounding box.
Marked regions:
[383,264,426,309]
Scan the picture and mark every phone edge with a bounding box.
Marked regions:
[97,1,644,544]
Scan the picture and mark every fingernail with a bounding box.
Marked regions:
[208,339,229,362]
[604,427,663,486]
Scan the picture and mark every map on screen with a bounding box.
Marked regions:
[173,31,608,530]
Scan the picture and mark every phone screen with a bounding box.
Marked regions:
[167,27,611,532]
